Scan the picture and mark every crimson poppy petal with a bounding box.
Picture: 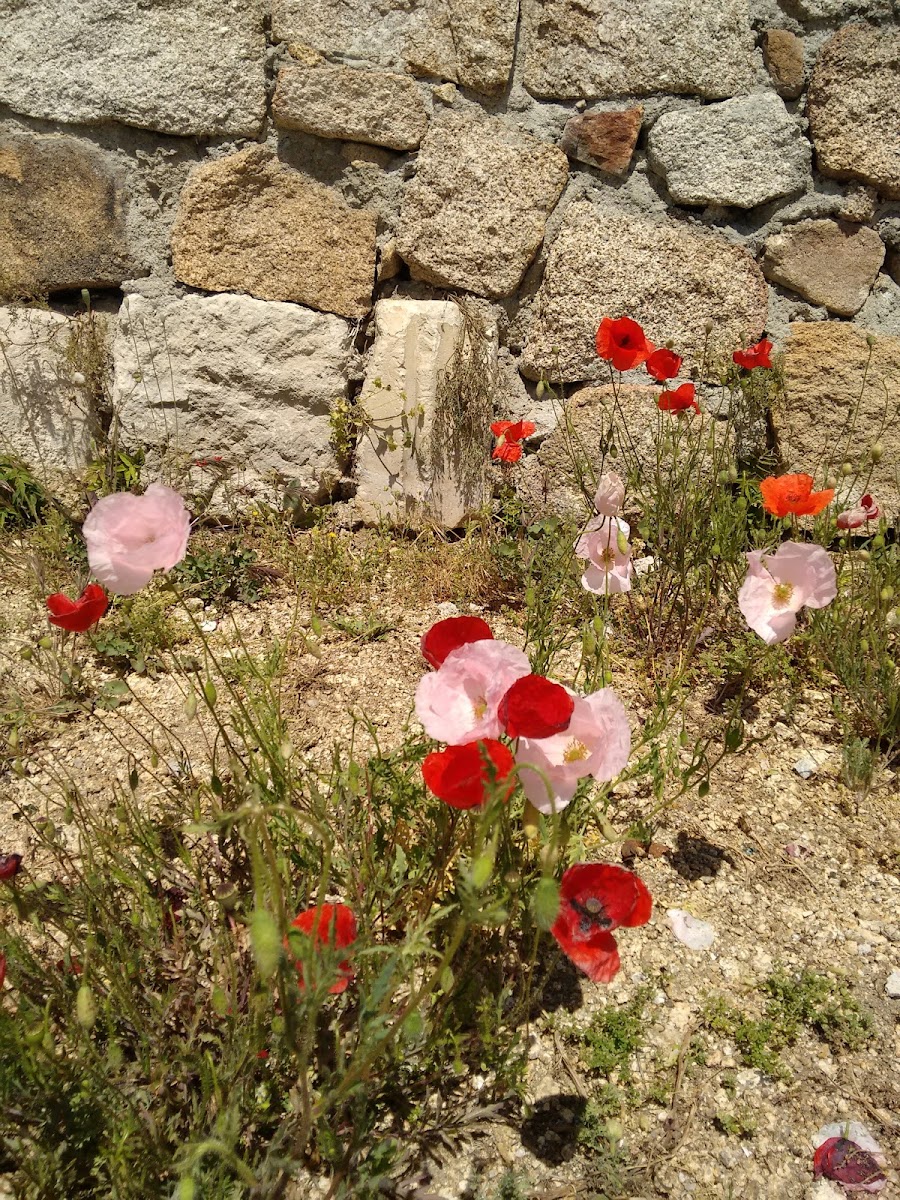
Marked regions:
[422,739,516,809]
[813,1138,887,1190]
[420,615,494,669]
[0,854,23,882]
[499,674,574,739]
[288,903,357,994]
[46,584,109,633]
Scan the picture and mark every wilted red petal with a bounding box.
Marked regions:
[422,739,516,809]
[498,675,574,739]
[733,339,773,370]
[0,854,23,882]
[657,383,698,413]
[813,1138,887,1191]
[595,316,653,372]
[288,903,357,994]
[645,347,682,382]
[493,442,523,462]
[46,583,108,633]
[555,928,621,982]
[420,615,494,668]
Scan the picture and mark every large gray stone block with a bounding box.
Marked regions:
[647,94,811,210]
[522,0,756,100]
[0,0,267,137]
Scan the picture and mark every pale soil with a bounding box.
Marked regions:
[1,555,899,1200]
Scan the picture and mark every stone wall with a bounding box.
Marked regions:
[1,0,899,522]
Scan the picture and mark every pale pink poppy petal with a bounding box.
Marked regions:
[737,566,798,645]
[518,759,580,814]
[593,472,625,518]
[765,542,836,609]
[575,517,632,595]
[83,484,191,596]
[414,640,530,745]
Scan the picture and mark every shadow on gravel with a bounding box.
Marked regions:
[520,1093,588,1165]
[669,831,735,881]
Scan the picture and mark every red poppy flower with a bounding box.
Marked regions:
[759,473,834,518]
[287,903,357,994]
[46,584,108,633]
[491,420,536,463]
[595,316,654,372]
[813,1137,887,1191]
[498,675,574,739]
[421,739,516,809]
[0,854,22,883]
[550,863,652,983]
[645,347,682,382]
[420,615,494,669]
[733,339,773,370]
[657,383,699,414]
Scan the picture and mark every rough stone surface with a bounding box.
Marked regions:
[522,0,756,100]
[559,108,643,176]
[171,147,377,320]
[0,306,100,486]
[112,294,350,511]
[0,0,267,137]
[763,219,885,317]
[762,29,805,99]
[271,0,518,95]
[520,202,768,382]
[515,384,728,522]
[353,299,492,527]
[272,61,428,151]
[839,184,878,224]
[396,113,569,299]
[856,274,900,339]
[0,134,135,295]
[778,322,900,517]
[808,24,900,199]
[647,94,811,210]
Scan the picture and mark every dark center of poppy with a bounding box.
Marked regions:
[570,895,613,933]
[785,492,801,503]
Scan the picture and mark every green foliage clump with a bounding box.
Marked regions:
[0,455,46,530]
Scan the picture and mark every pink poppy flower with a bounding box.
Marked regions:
[575,517,633,595]
[738,541,836,645]
[836,493,880,531]
[82,484,191,596]
[551,863,652,983]
[516,687,631,814]
[593,472,625,518]
[414,639,530,745]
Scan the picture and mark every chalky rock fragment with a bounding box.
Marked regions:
[112,294,351,512]
[353,299,494,528]
[0,307,102,491]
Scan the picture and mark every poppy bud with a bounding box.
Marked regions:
[704,319,714,333]
[885,609,898,629]
[860,638,869,654]
[727,464,739,483]
[177,1178,197,1200]
[184,692,197,720]
[881,586,895,602]
[19,646,33,661]
[841,462,853,477]
[857,550,870,562]
[76,984,97,1029]
[870,442,884,463]
[872,534,885,549]
[536,380,545,399]
[250,908,282,980]
[866,332,876,348]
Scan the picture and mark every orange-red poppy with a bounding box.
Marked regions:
[595,316,653,372]
[759,474,834,518]
[491,420,536,463]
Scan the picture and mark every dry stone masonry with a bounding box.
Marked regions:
[1,0,899,526]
